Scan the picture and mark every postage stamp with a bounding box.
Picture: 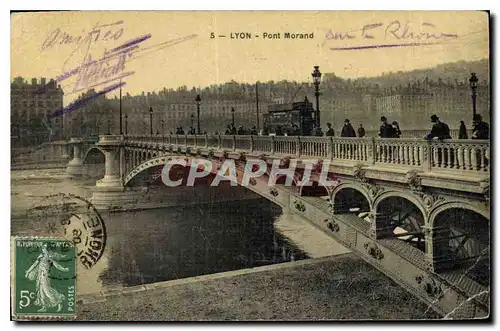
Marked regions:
[11,237,76,320]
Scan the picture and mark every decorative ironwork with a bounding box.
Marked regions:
[364,242,384,260]
[249,178,257,186]
[406,169,422,192]
[294,200,306,212]
[327,220,340,233]
[482,185,490,204]
[417,193,445,210]
[208,149,214,158]
[423,259,434,272]
[367,183,382,198]
[423,278,444,299]
[176,146,182,154]
[195,148,202,156]
[185,147,191,155]
[269,188,279,197]
[415,275,424,284]
[353,163,368,183]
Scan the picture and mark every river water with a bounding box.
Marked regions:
[11,168,316,295]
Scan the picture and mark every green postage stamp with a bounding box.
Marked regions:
[12,237,77,320]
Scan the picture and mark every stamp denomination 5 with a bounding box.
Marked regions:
[12,237,77,320]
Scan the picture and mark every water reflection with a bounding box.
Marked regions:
[99,200,309,288]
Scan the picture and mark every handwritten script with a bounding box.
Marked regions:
[45,32,198,118]
[41,21,125,51]
[325,21,458,50]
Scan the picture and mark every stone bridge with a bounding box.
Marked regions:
[38,134,492,318]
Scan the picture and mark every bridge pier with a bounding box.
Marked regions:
[60,141,70,159]
[66,138,84,177]
[91,135,126,209]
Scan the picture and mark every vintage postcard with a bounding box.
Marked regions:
[10,11,490,321]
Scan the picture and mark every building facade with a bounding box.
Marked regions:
[11,77,64,147]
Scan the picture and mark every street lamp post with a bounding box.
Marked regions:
[96,122,100,136]
[231,107,235,127]
[311,65,322,127]
[107,119,111,135]
[161,120,165,138]
[190,114,194,130]
[119,79,123,134]
[469,72,478,120]
[195,95,201,134]
[124,115,128,135]
[149,107,153,136]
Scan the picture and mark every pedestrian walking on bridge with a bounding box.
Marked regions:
[458,120,468,139]
[325,123,335,137]
[341,119,356,137]
[426,115,452,168]
[357,124,365,138]
[378,116,394,138]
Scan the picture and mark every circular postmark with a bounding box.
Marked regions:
[25,193,107,270]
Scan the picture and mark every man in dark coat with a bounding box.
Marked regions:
[341,119,356,137]
[425,115,451,140]
[275,125,283,136]
[472,114,489,140]
[379,116,394,138]
[325,123,335,137]
[458,120,468,139]
[357,124,365,138]
[472,114,489,170]
[425,114,452,167]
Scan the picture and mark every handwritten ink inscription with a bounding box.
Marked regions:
[41,21,125,51]
[39,18,198,119]
[325,21,458,50]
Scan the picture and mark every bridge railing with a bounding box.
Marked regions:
[375,138,424,167]
[124,135,490,173]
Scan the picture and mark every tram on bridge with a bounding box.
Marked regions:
[263,97,316,136]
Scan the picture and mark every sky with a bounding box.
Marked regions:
[11,11,489,105]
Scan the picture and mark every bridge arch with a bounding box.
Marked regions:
[124,155,173,186]
[330,183,372,214]
[428,201,490,228]
[82,147,105,164]
[428,201,490,285]
[373,190,427,221]
[81,147,106,178]
[373,190,427,251]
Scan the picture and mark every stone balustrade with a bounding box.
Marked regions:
[124,134,490,174]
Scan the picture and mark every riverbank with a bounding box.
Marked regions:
[78,254,439,321]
